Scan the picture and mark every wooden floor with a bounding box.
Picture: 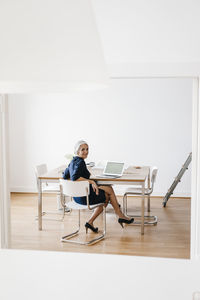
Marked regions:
[10,193,191,259]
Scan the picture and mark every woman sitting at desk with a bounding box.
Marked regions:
[63,140,134,233]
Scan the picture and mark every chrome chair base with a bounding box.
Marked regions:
[124,214,157,225]
[61,231,105,245]
[123,194,158,226]
[35,194,71,221]
[35,207,71,222]
[61,207,106,245]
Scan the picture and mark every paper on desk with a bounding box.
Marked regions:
[123,166,142,174]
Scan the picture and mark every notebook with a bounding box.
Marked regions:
[95,161,124,178]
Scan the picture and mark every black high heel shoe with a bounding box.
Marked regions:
[85,222,98,233]
[118,218,134,228]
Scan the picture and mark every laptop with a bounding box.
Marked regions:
[95,161,125,178]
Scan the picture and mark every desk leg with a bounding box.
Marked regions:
[38,179,42,230]
[147,169,150,212]
[141,182,145,235]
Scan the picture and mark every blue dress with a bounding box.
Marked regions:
[62,156,106,205]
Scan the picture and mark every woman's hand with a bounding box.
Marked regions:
[91,180,99,195]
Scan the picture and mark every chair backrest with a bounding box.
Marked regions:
[59,179,90,197]
[35,164,48,177]
[34,164,48,191]
[151,166,158,191]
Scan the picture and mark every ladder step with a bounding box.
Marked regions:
[163,152,192,207]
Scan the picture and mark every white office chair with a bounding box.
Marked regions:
[59,179,106,245]
[35,164,69,221]
[123,166,158,225]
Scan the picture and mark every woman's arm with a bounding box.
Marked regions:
[76,177,99,195]
[62,167,70,179]
[76,177,94,184]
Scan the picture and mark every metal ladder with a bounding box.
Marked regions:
[163,152,192,207]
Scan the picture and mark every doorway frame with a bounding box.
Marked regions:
[0,76,199,259]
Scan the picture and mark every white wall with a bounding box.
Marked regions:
[0,250,200,300]
[8,78,192,196]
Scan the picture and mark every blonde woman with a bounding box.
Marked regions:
[63,140,134,233]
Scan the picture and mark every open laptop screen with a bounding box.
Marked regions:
[104,162,124,176]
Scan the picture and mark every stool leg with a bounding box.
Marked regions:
[147,195,150,212]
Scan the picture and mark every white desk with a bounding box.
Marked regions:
[38,166,150,234]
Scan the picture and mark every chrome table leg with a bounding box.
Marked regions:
[147,168,151,212]
[141,182,145,235]
[38,179,42,230]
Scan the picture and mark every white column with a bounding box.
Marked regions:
[196,77,200,259]
[191,78,200,259]
[0,94,10,248]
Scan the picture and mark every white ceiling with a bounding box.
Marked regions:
[0,0,109,92]
[92,0,200,64]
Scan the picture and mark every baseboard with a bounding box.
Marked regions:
[10,185,191,198]
[10,186,37,193]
